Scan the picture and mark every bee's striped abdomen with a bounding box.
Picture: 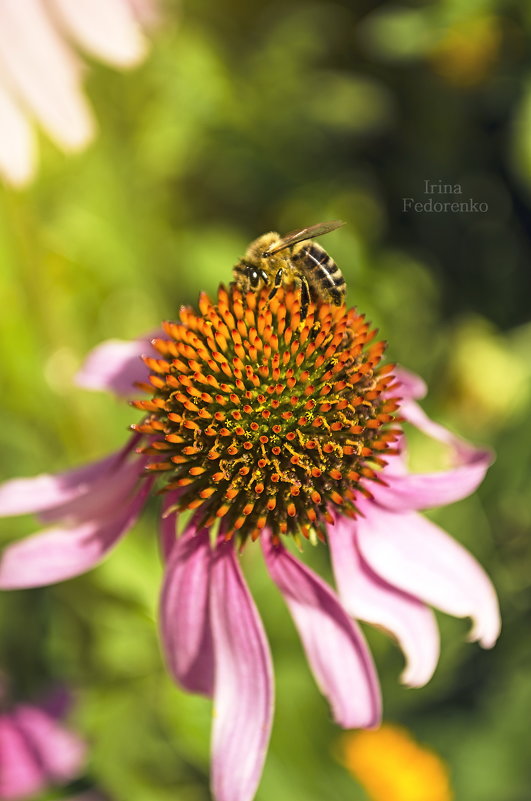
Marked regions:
[295,243,346,305]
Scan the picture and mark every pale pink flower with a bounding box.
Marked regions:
[0,287,500,801]
[0,0,157,186]
[0,686,86,800]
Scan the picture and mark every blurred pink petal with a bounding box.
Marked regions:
[15,705,86,783]
[127,0,160,27]
[210,542,274,801]
[263,536,381,728]
[0,83,35,186]
[0,474,152,588]
[38,451,146,525]
[0,0,94,150]
[329,516,440,687]
[356,501,501,648]
[0,0,157,186]
[160,525,214,696]
[0,689,85,800]
[394,366,427,400]
[50,0,148,67]
[0,448,131,518]
[0,717,46,800]
[76,337,155,396]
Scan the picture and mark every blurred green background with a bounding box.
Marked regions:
[1,0,531,799]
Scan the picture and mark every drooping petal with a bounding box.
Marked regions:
[356,502,501,648]
[159,526,214,696]
[37,452,146,525]
[393,366,427,400]
[376,366,426,478]
[210,542,274,801]
[262,537,381,728]
[0,81,36,186]
[0,450,125,518]
[15,705,85,783]
[329,516,440,687]
[0,716,46,800]
[0,0,94,150]
[376,373,493,511]
[49,0,148,68]
[75,337,155,397]
[374,446,493,511]
[401,395,491,460]
[0,478,152,589]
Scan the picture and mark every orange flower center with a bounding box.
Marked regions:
[133,285,400,544]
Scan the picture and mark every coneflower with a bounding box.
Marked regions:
[0,284,500,801]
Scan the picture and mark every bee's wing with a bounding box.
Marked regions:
[263,220,345,256]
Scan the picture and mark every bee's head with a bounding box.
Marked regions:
[238,261,269,290]
[233,231,290,292]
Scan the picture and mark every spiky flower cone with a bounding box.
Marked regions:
[133,286,401,544]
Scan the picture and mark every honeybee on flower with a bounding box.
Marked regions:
[0,234,500,801]
[232,220,346,321]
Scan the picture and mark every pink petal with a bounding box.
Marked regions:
[356,501,501,648]
[0,717,46,800]
[402,396,490,460]
[38,453,146,525]
[126,0,161,27]
[159,526,214,696]
[374,448,492,512]
[49,0,148,68]
[76,337,155,397]
[0,0,94,150]
[0,477,152,589]
[329,516,440,687]
[15,705,85,783]
[210,542,274,801]
[0,450,126,518]
[394,366,427,400]
[375,396,493,511]
[262,536,381,728]
[0,82,35,186]
[377,434,409,478]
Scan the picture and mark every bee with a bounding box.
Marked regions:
[232,220,346,321]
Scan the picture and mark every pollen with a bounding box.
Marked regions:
[132,285,401,544]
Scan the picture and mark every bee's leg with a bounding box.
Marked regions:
[268,269,283,299]
[299,276,311,321]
